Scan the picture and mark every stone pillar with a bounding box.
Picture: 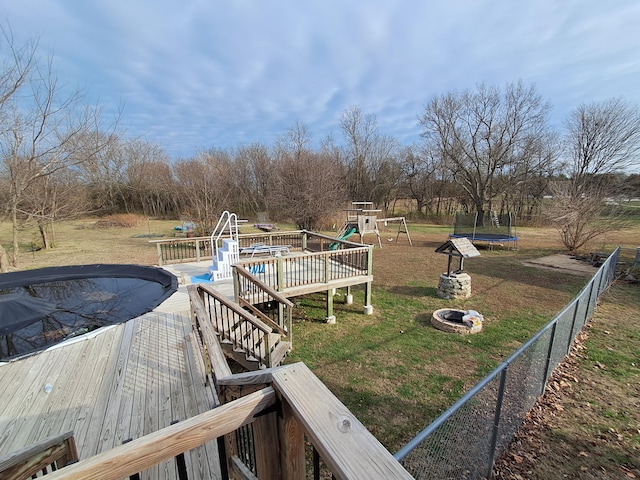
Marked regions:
[437,272,471,300]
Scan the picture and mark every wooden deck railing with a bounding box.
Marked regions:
[188,284,287,370]
[235,246,372,294]
[45,388,277,480]
[151,229,370,266]
[233,264,294,342]
[0,430,79,479]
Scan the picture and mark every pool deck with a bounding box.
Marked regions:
[0,262,227,479]
[0,256,369,477]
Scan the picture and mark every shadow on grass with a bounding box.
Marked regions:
[415,312,434,328]
[387,285,439,297]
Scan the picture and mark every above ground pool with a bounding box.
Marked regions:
[0,264,177,361]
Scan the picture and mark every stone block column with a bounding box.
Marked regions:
[437,272,471,300]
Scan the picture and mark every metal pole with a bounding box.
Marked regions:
[487,367,508,479]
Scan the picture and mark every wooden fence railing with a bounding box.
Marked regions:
[0,431,79,479]
[235,246,371,293]
[150,230,370,266]
[43,364,412,480]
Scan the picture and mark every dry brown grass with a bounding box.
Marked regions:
[0,218,178,271]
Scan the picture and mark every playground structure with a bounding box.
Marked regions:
[337,202,412,248]
[449,211,518,249]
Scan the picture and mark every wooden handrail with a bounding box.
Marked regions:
[45,388,276,480]
[0,431,78,479]
[234,265,294,308]
[24,364,411,480]
[187,284,232,380]
[305,230,366,249]
[272,364,413,480]
[198,283,274,335]
[237,297,288,335]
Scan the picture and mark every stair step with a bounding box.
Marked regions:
[270,341,291,367]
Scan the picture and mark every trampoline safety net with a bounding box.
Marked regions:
[452,212,516,240]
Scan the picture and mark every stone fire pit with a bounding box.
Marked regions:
[431,308,483,334]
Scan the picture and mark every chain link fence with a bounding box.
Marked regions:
[395,248,620,479]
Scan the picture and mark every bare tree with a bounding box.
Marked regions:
[566,98,640,189]
[269,123,346,229]
[419,81,551,219]
[0,28,118,268]
[398,143,442,214]
[79,134,130,214]
[549,98,640,251]
[340,105,400,205]
[172,149,234,234]
[233,143,272,218]
[122,139,175,217]
[19,167,89,249]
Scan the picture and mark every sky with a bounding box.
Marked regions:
[2,1,640,161]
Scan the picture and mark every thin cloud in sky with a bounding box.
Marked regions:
[2,0,639,159]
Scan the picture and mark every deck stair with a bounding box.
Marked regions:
[189,284,290,371]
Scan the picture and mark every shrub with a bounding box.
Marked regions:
[94,214,144,228]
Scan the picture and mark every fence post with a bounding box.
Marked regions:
[585,276,597,323]
[567,299,580,352]
[487,367,508,479]
[543,321,558,390]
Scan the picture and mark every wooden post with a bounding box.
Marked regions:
[253,411,280,479]
[324,254,330,283]
[364,245,374,314]
[232,266,240,303]
[279,398,306,480]
[364,282,373,315]
[345,285,353,305]
[302,231,308,251]
[277,256,284,292]
[195,239,201,262]
[326,289,335,323]
[156,243,163,266]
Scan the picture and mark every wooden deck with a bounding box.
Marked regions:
[0,311,221,480]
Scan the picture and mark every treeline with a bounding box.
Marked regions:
[40,125,640,233]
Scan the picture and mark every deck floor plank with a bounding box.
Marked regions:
[91,319,136,457]
[23,328,120,451]
[0,345,74,453]
[182,319,219,479]
[73,326,127,459]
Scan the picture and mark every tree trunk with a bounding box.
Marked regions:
[0,243,10,273]
[11,201,19,268]
[38,221,51,249]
